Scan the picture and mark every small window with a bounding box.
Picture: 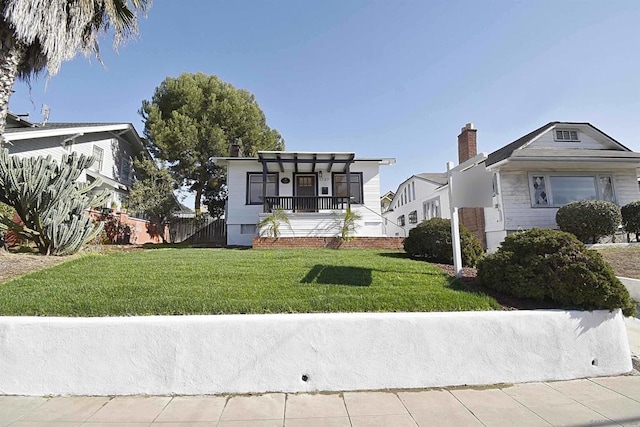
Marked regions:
[408,210,418,224]
[531,175,548,206]
[247,173,278,205]
[91,146,104,172]
[241,224,256,235]
[398,215,406,226]
[120,157,132,183]
[492,173,499,196]
[554,129,580,142]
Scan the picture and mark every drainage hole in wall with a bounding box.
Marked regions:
[592,359,598,366]
[301,374,309,382]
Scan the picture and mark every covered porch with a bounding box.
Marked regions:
[257,151,357,213]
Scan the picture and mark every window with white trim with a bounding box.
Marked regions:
[408,210,418,224]
[554,129,580,142]
[529,173,615,207]
[423,197,441,220]
[247,173,278,205]
[91,146,104,172]
[398,215,405,226]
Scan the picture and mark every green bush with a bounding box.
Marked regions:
[556,200,621,243]
[403,218,484,267]
[477,228,635,316]
[621,201,640,242]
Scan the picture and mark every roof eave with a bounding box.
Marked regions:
[4,123,132,141]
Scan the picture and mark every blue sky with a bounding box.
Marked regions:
[8,0,640,198]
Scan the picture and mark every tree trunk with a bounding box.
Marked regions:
[194,187,202,216]
[0,28,24,141]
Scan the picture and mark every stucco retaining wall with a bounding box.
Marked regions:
[0,310,630,396]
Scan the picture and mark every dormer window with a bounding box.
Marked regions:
[555,129,579,142]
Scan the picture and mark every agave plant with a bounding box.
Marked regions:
[257,209,292,238]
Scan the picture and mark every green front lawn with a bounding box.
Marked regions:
[0,248,500,316]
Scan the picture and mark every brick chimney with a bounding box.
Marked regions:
[456,122,486,249]
[229,142,241,157]
[458,122,477,163]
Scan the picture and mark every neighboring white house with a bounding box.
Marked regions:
[382,173,448,237]
[214,151,395,246]
[385,122,640,251]
[4,113,146,209]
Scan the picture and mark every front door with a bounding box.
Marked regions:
[295,174,317,212]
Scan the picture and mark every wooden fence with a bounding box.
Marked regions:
[169,215,227,245]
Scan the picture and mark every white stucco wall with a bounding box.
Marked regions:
[0,310,630,396]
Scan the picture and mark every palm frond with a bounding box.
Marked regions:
[1,0,151,77]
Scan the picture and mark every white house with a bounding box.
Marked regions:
[4,113,146,209]
[385,122,640,251]
[215,151,395,246]
[382,173,448,237]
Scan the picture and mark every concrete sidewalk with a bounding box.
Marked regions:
[1,376,640,426]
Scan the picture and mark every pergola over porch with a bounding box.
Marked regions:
[257,151,357,213]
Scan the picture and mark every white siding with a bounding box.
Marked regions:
[225,161,265,246]
[8,132,134,184]
[225,158,385,246]
[499,168,640,232]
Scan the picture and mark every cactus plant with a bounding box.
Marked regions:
[0,149,110,255]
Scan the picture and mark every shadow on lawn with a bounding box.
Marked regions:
[445,274,563,311]
[301,265,372,286]
[377,252,411,259]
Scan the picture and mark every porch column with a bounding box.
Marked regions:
[262,162,268,213]
[346,162,351,210]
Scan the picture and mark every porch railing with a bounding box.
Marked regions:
[263,196,350,213]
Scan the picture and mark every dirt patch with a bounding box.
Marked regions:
[0,251,77,283]
[596,246,640,279]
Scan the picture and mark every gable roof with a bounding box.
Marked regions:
[485,122,633,166]
[380,190,395,201]
[5,121,129,133]
[4,121,146,154]
[415,172,448,186]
